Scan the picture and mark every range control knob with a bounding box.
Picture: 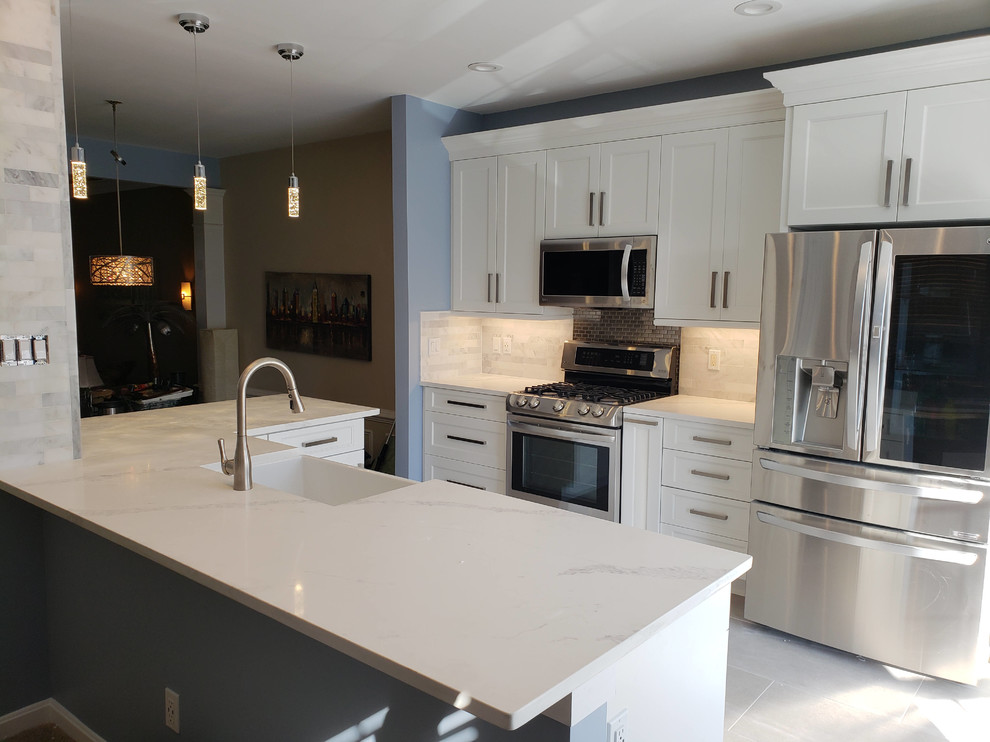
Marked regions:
[591,405,606,418]
[513,395,528,407]
[528,397,541,408]
[577,403,591,416]
[552,400,566,412]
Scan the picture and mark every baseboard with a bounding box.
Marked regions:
[0,699,105,742]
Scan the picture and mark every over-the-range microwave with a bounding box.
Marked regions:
[539,235,656,309]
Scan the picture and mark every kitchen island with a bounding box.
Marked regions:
[0,397,750,741]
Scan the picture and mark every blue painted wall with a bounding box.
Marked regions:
[70,136,221,188]
[391,96,482,480]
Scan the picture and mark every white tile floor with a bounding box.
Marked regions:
[725,596,990,742]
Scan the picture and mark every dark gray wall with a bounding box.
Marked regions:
[29,507,595,741]
[0,492,50,715]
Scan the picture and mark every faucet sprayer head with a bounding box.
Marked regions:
[289,386,305,413]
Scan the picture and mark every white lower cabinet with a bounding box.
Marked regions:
[423,385,507,493]
[657,417,754,595]
[620,413,664,531]
[263,417,367,466]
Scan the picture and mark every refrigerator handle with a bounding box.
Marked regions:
[847,240,873,451]
[755,510,979,566]
[864,238,894,457]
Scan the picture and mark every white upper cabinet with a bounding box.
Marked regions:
[787,93,907,226]
[451,152,551,314]
[545,137,661,239]
[767,38,990,227]
[899,80,990,222]
[654,122,783,326]
[788,81,990,226]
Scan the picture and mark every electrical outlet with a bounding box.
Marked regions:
[165,687,180,733]
[492,335,501,354]
[502,335,512,355]
[606,708,628,742]
[428,337,440,356]
[707,348,721,371]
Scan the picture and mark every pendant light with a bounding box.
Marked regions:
[66,0,86,199]
[89,101,154,286]
[179,13,210,211]
[277,43,303,218]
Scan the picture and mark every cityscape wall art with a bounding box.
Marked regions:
[265,272,372,361]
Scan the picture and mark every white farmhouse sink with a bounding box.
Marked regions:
[203,449,413,505]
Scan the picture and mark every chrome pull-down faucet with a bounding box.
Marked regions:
[218,357,305,490]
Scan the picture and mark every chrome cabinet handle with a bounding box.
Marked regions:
[495,273,500,303]
[626,417,659,427]
[447,400,486,409]
[882,159,893,207]
[722,271,730,309]
[710,271,718,308]
[447,434,486,446]
[302,436,338,448]
[689,508,729,521]
[589,192,596,226]
[902,157,913,207]
[599,191,605,226]
[692,435,731,446]
[690,469,730,481]
[487,273,493,303]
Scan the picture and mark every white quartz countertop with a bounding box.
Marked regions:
[422,374,556,395]
[627,394,756,427]
[0,396,750,731]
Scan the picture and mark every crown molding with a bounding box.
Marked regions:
[442,89,784,160]
[765,35,990,107]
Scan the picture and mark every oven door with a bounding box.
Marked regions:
[506,414,620,521]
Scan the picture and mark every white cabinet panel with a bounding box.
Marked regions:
[620,414,663,532]
[660,486,750,542]
[424,455,505,493]
[787,93,906,226]
[654,122,782,326]
[268,418,365,462]
[662,419,754,461]
[545,144,600,239]
[900,80,990,222]
[661,449,752,502]
[451,157,498,312]
[424,386,507,422]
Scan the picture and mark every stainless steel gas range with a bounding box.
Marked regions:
[505,341,677,521]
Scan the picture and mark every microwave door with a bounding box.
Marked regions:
[862,226,990,478]
[755,230,875,462]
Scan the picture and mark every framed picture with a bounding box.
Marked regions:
[265,272,371,361]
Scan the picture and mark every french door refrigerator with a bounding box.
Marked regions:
[746,225,990,684]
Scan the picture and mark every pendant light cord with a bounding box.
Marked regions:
[111,102,123,256]
[193,30,202,165]
[289,55,295,175]
[67,0,80,147]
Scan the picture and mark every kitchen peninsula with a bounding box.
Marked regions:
[0,398,749,741]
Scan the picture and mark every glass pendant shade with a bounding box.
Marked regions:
[288,174,300,218]
[89,255,155,286]
[70,145,87,199]
[193,163,207,211]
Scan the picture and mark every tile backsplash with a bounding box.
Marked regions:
[421,308,759,402]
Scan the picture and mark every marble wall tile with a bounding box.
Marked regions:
[0,0,80,467]
[679,327,760,402]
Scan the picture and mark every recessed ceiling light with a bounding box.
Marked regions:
[734,0,782,16]
[468,62,502,72]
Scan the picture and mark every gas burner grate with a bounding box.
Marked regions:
[523,382,665,405]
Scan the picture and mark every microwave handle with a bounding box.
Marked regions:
[620,243,632,301]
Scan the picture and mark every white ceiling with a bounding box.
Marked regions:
[61,0,990,159]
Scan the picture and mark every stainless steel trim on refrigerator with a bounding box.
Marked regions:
[748,225,990,685]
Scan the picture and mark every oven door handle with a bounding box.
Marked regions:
[755,510,979,566]
[507,418,618,443]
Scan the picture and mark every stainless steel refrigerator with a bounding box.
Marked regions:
[747,225,990,684]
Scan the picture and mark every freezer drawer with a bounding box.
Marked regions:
[745,501,990,684]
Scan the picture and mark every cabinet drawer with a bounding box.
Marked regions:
[424,387,506,423]
[662,419,753,461]
[424,414,506,469]
[424,455,505,494]
[661,449,752,501]
[267,418,363,458]
[660,487,750,541]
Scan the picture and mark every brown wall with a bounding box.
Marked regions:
[220,131,395,412]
